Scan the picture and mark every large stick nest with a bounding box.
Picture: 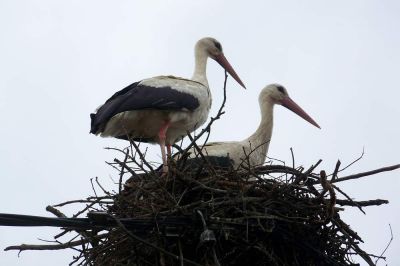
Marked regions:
[5,152,396,266]
[80,153,391,266]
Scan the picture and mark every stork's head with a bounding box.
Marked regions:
[260,84,320,129]
[195,37,223,58]
[195,37,246,89]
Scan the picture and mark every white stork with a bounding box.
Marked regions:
[183,84,320,170]
[90,37,246,173]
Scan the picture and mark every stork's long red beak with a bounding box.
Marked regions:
[280,96,321,129]
[214,54,246,89]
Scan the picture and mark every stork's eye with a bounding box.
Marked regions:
[213,41,222,51]
[277,86,285,94]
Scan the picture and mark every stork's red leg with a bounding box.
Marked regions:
[158,121,170,174]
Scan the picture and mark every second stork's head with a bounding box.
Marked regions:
[194,37,246,89]
[260,84,320,129]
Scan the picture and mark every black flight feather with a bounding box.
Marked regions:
[90,81,200,134]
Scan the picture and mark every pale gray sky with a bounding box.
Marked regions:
[0,1,399,265]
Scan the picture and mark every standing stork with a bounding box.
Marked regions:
[90,37,246,173]
[183,84,320,170]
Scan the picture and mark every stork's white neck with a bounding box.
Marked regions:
[245,97,275,161]
[191,49,209,87]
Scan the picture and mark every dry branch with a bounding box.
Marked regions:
[331,163,400,183]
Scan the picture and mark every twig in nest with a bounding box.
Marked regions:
[129,139,155,172]
[4,234,108,252]
[118,149,130,194]
[334,199,388,207]
[330,160,341,181]
[375,224,393,265]
[293,159,322,185]
[331,164,400,184]
[46,206,67,218]
[185,132,217,176]
[320,170,336,219]
[338,148,365,173]
[332,184,365,214]
[290,147,295,169]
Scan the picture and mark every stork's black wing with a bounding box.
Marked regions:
[90,81,200,134]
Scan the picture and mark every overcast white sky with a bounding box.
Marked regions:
[0,1,399,265]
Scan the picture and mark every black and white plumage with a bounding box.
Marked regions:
[90,37,246,173]
[183,84,320,170]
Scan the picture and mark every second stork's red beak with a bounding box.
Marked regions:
[214,54,246,89]
[280,96,321,129]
